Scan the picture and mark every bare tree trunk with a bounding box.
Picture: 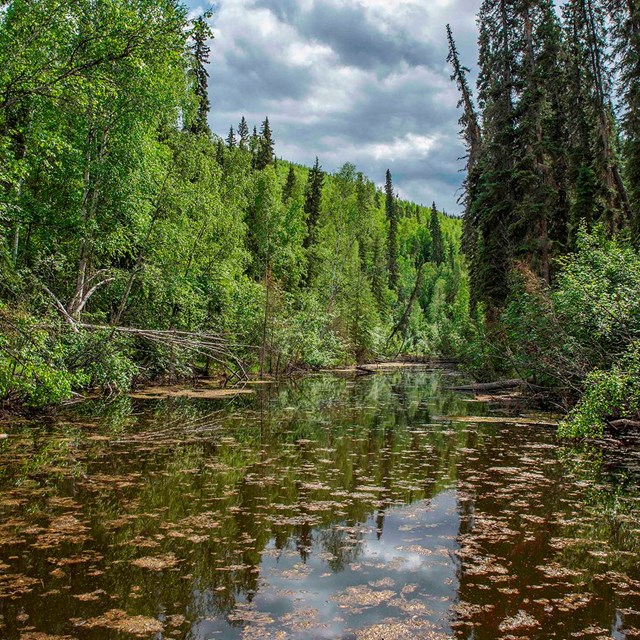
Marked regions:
[583,0,630,224]
[12,224,19,264]
[386,263,425,347]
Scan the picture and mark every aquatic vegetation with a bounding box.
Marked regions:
[0,370,638,639]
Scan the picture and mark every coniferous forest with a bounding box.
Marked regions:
[0,0,639,438]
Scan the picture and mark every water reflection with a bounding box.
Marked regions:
[0,369,638,639]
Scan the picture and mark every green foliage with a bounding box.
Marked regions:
[187,14,212,136]
[62,330,138,395]
[500,227,640,390]
[0,0,469,407]
[430,203,445,266]
[0,307,84,408]
[559,344,640,438]
[454,0,632,315]
[303,157,324,251]
[256,117,274,170]
[385,170,399,291]
[458,227,640,436]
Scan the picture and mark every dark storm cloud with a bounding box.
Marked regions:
[253,0,302,23]
[256,0,440,71]
[192,0,483,212]
[221,37,313,104]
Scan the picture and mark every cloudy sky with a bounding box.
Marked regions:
[189,0,482,214]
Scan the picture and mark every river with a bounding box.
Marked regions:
[0,368,639,639]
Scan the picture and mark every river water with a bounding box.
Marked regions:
[0,368,639,639]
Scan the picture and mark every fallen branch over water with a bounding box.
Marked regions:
[447,379,525,392]
[79,324,248,383]
[39,281,247,383]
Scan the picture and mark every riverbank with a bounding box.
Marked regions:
[0,359,458,418]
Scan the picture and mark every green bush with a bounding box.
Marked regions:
[62,330,139,394]
[0,307,85,408]
[500,226,640,395]
[0,306,143,408]
[559,343,640,438]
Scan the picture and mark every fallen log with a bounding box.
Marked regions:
[447,379,525,392]
[609,419,640,430]
[355,365,376,376]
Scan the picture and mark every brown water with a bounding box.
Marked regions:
[0,369,639,640]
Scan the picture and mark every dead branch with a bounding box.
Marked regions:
[78,323,247,381]
[447,379,525,392]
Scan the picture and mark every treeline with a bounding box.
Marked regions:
[0,1,467,407]
[448,0,640,435]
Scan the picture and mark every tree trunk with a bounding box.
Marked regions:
[386,263,424,347]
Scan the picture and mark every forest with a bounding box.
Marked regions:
[1,0,639,438]
[0,1,468,409]
[446,0,640,436]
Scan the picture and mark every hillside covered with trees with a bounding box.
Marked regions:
[0,1,468,408]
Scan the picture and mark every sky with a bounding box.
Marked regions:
[189,0,483,214]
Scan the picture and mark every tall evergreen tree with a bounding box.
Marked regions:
[609,0,640,241]
[226,126,236,149]
[304,157,324,248]
[256,117,274,170]
[370,233,387,312]
[461,0,518,312]
[188,15,212,136]
[562,0,602,242]
[215,138,225,167]
[564,0,629,232]
[430,202,445,266]
[385,169,398,292]
[446,25,482,172]
[250,126,259,169]
[510,0,569,283]
[282,164,297,204]
[238,116,250,151]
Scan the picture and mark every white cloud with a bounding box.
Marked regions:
[191,0,483,212]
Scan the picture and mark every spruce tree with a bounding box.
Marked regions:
[371,233,387,312]
[446,25,482,171]
[188,15,212,136]
[463,0,518,312]
[226,126,236,149]
[356,172,371,266]
[304,157,324,248]
[563,0,603,242]
[385,169,398,292]
[238,116,250,151]
[430,202,445,266]
[282,164,296,204]
[609,0,640,240]
[250,126,259,169]
[510,0,568,283]
[256,117,274,170]
[564,0,629,232]
[215,138,225,167]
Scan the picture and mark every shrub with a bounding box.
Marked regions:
[0,306,85,408]
[559,343,640,438]
[500,226,640,398]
